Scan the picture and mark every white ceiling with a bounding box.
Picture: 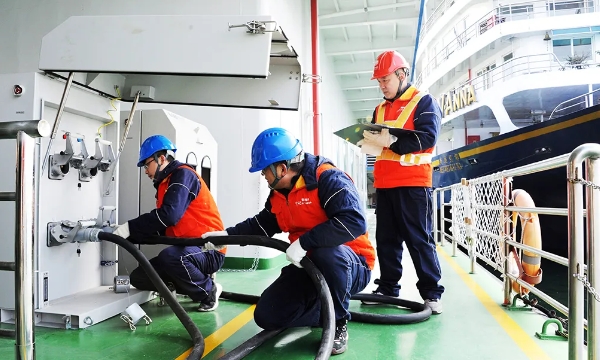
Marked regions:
[318,0,423,120]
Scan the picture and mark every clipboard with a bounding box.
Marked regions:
[334,123,426,146]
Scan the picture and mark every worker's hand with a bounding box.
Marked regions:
[286,240,307,268]
[203,242,226,251]
[357,138,383,156]
[201,231,228,251]
[362,128,396,148]
[112,222,130,239]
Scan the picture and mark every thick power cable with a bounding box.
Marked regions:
[98,232,204,360]
[135,234,431,323]
[131,234,335,360]
[102,233,335,359]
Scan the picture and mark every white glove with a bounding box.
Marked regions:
[203,242,226,251]
[362,128,397,148]
[112,222,130,239]
[201,230,228,239]
[286,240,307,268]
[357,139,383,156]
[201,230,228,251]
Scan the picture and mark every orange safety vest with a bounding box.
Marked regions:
[373,86,434,188]
[157,165,226,254]
[269,163,375,269]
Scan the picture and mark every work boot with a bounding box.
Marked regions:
[331,319,348,355]
[425,299,443,314]
[198,283,222,312]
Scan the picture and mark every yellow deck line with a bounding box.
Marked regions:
[175,304,256,360]
[438,247,552,360]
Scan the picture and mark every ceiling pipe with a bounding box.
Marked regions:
[319,1,418,19]
[311,0,321,155]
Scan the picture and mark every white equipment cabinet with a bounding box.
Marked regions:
[39,15,302,111]
[117,110,218,275]
[0,72,152,329]
[3,14,302,334]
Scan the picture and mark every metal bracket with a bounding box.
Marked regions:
[96,138,115,173]
[504,294,533,311]
[535,319,568,341]
[47,218,98,247]
[63,315,72,330]
[48,132,75,180]
[302,74,322,83]
[228,20,278,34]
[70,137,103,182]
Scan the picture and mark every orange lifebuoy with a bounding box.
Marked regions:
[508,189,543,294]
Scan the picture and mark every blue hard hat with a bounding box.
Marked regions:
[137,135,177,167]
[249,128,303,173]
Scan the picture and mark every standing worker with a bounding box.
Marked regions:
[358,50,445,313]
[203,127,374,355]
[112,135,226,312]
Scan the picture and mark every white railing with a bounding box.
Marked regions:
[436,52,600,101]
[433,144,600,359]
[415,0,598,88]
[550,88,600,119]
[420,0,457,45]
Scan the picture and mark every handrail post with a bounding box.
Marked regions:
[433,189,439,244]
[586,156,600,360]
[15,131,36,360]
[461,179,476,273]
[502,176,512,305]
[567,143,600,360]
[441,189,447,246]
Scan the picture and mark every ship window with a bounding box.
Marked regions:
[547,0,585,11]
[499,4,533,15]
[552,37,592,62]
[503,53,513,62]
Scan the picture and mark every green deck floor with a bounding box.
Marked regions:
[0,211,571,359]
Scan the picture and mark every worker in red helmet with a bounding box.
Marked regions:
[358,50,445,314]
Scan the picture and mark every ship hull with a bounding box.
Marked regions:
[433,104,600,255]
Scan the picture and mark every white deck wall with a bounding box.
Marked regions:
[0,0,357,262]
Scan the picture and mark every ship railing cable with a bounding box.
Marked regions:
[567,176,600,303]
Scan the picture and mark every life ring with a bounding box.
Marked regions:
[506,189,543,294]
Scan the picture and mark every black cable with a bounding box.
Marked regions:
[219,329,285,360]
[134,234,431,323]
[350,293,432,324]
[98,232,205,360]
[0,329,15,338]
[126,234,336,359]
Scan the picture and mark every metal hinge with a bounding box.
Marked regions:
[302,74,322,83]
[228,20,278,34]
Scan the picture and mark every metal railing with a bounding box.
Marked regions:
[0,121,48,360]
[433,144,600,359]
[434,52,600,104]
[415,0,599,88]
[550,88,600,120]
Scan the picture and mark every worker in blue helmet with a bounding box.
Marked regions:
[112,134,226,312]
[203,127,374,355]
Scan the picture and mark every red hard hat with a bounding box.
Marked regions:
[371,51,409,80]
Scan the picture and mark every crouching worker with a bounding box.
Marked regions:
[203,128,374,355]
[112,135,226,312]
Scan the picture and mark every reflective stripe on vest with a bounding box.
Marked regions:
[375,91,431,166]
